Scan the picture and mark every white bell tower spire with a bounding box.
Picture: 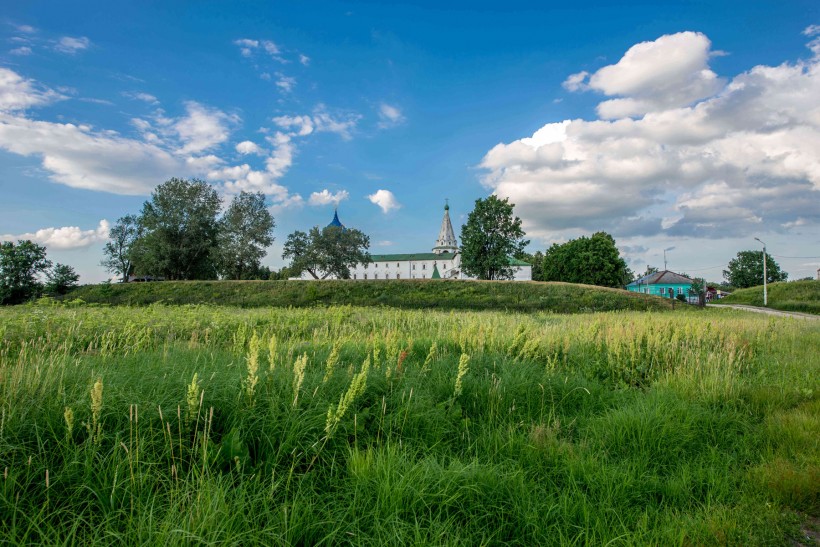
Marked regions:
[432,200,459,254]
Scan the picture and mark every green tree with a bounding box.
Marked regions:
[217,192,275,280]
[135,178,221,280]
[541,232,631,288]
[460,196,529,280]
[101,214,142,282]
[723,250,788,289]
[46,263,80,296]
[283,225,370,279]
[0,240,52,304]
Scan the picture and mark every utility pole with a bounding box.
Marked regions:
[754,237,767,306]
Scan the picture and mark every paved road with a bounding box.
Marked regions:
[707,303,819,320]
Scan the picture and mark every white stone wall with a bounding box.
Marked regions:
[298,257,532,281]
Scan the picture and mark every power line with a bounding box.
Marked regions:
[771,254,820,259]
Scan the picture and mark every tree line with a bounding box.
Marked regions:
[102,178,276,281]
[0,241,79,305]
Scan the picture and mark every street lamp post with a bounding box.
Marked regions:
[754,237,767,306]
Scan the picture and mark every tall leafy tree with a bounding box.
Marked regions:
[723,250,787,288]
[46,263,80,296]
[217,192,275,280]
[460,196,529,280]
[101,214,142,282]
[541,232,631,288]
[283,225,370,279]
[0,240,52,304]
[135,178,221,280]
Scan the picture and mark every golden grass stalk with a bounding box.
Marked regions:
[454,353,470,398]
[245,332,261,402]
[325,356,370,438]
[292,353,308,407]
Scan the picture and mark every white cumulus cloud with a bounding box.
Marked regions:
[1,219,110,249]
[174,101,239,154]
[367,189,401,213]
[235,140,261,155]
[570,32,725,119]
[480,30,820,242]
[308,189,349,206]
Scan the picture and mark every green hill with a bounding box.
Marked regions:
[66,279,675,312]
[718,279,820,314]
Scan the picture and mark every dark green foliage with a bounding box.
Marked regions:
[66,279,676,312]
[100,214,142,282]
[217,191,275,280]
[45,263,80,295]
[723,250,788,288]
[0,239,52,304]
[460,196,529,280]
[541,232,631,288]
[283,225,370,279]
[135,178,222,280]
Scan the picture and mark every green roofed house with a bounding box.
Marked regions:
[298,203,532,281]
[626,270,694,298]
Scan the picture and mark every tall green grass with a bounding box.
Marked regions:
[719,279,820,314]
[0,303,817,544]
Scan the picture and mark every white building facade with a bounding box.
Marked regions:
[299,203,531,281]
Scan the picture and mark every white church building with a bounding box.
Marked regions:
[298,203,532,281]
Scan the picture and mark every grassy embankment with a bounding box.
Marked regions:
[0,302,817,544]
[67,279,675,312]
[718,279,820,314]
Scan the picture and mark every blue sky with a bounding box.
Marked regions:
[1,1,819,282]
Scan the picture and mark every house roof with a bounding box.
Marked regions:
[627,270,694,286]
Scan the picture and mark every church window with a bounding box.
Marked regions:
[397,273,401,279]
[374,273,378,279]
[412,264,416,270]
[396,262,400,267]
[364,274,367,280]
[422,264,426,270]
[353,274,357,280]
[375,263,378,268]
[385,274,389,279]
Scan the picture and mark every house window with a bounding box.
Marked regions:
[677,287,683,295]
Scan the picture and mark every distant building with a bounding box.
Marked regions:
[625,270,694,298]
[298,203,532,281]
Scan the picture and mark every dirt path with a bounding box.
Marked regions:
[707,303,820,320]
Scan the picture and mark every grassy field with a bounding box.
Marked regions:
[66,279,675,313]
[0,300,817,545]
[718,279,820,314]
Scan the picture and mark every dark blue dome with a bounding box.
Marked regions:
[327,209,345,230]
